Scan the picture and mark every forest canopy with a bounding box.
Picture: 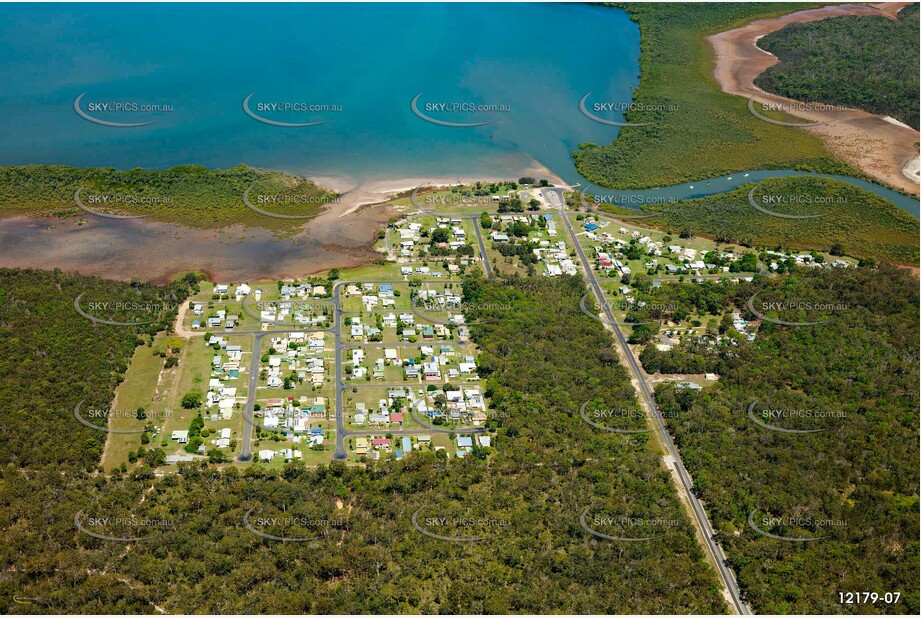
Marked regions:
[756,4,920,130]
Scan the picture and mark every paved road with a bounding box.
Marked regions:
[330,281,349,459]
[342,340,461,349]
[409,189,493,278]
[546,187,749,615]
[331,280,486,459]
[470,219,493,279]
[343,381,482,390]
[235,326,333,462]
[597,274,742,283]
[236,332,264,462]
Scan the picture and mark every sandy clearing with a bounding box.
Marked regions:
[709,2,919,196]
[173,300,203,338]
[310,160,569,218]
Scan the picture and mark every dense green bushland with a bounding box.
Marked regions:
[0,274,726,614]
[0,268,201,470]
[756,4,919,130]
[575,3,857,189]
[621,177,919,265]
[655,265,919,613]
[0,164,336,233]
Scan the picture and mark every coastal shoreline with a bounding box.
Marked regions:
[308,159,568,217]
[708,2,920,196]
[0,165,567,284]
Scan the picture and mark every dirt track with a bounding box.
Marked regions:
[708,2,919,196]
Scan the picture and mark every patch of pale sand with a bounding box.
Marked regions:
[0,160,569,283]
[308,159,568,218]
[708,2,919,196]
[903,156,920,183]
[883,115,914,131]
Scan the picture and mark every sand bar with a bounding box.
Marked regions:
[709,2,919,196]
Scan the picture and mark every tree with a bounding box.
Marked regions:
[628,322,659,344]
[181,391,203,409]
[430,228,450,244]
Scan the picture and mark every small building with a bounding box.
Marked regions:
[165,454,194,464]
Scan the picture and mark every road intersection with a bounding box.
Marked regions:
[225,277,489,463]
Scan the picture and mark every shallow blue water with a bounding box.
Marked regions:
[0,2,916,217]
[0,2,641,185]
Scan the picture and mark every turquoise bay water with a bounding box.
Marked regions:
[0,2,641,186]
[0,2,916,217]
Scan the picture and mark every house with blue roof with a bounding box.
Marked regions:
[456,436,473,448]
[402,437,412,452]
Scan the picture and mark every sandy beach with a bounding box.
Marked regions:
[709,2,920,196]
[0,163,566,284]
[311,159,568,217]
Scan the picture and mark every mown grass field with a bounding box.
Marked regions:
[575,3,856,189]
[102,332,175,471]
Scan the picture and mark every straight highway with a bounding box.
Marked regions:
[544,187,750,616]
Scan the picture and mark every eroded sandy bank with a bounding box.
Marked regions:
[708,2,919,196]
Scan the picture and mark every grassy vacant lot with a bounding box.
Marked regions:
[101,331,176,471]
[633,177,919,265]
[0,164,337,233]
[575,3,855,189]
